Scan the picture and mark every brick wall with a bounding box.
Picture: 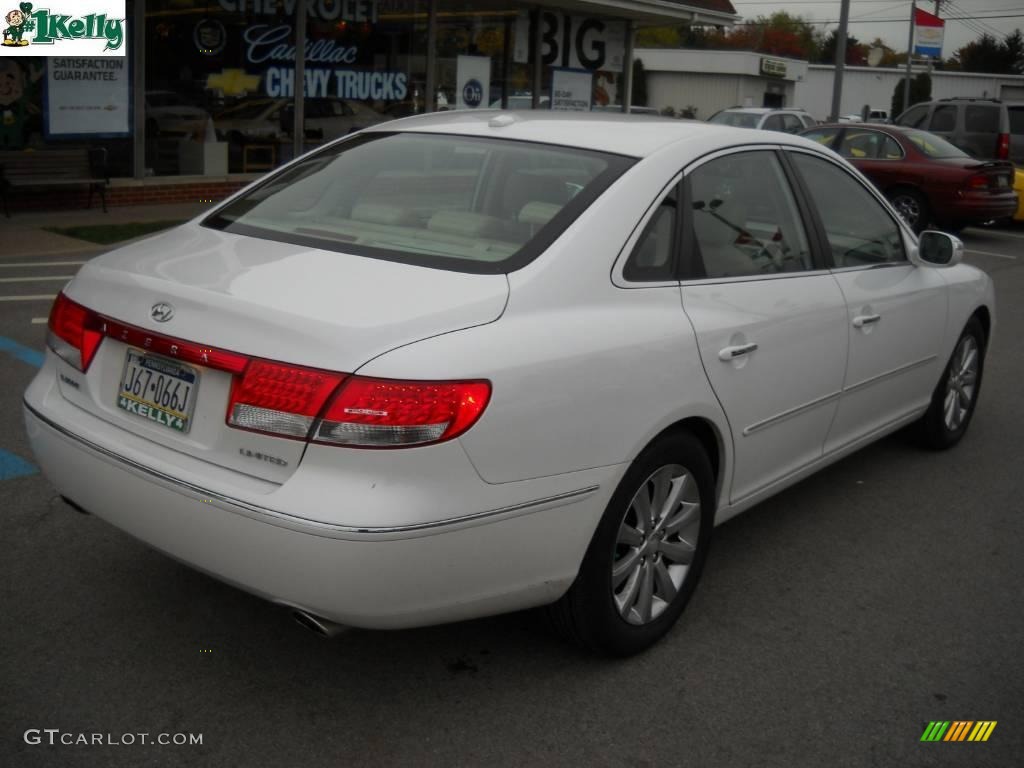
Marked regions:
[5,181,250,212]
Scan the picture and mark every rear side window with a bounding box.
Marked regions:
[687,151,813,279]
[802,127,839,147]
[203,132,634,274]
[929,105,957,132]
[838,129,883,158]
[965,106,999,133]
[1008,106,1024,134]
[780,115,804,134]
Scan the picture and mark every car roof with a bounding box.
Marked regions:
[369,110,760,158]
[720,107,809,115]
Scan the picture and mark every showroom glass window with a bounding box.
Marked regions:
[145,0,428,176]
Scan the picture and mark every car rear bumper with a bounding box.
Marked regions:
[936,191,1018,223]
[23,357,621,629]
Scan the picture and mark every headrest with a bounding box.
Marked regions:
[426,211,504,238]
[518,201,561,227]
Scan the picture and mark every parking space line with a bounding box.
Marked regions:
[0,276,74,283]
[972,229,1024,241]
[30,318,47,324]
[0,295,56,301]
[0,261,86,268]
[0,449,37,480]
[0,335,44,367]
[966,249,1018,260]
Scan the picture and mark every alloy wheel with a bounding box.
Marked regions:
[943,335,979,431]
[612,464,702,626]
[892,195,921,229]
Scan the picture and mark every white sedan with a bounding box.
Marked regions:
[24,112,994,656]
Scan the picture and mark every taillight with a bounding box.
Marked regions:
[997,132,1010,159]
[313,377,491,448]
[45,292,491,448]
[227,361,346,439]
[966,173,990,190]
[46,292,103,371]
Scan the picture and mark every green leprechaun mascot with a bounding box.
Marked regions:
[2,3,33,46]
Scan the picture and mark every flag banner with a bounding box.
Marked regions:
[914,7,945,58]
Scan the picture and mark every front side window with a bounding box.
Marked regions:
[929,105,957,132]
[790,153,906,268]
[688,151,813,279]
[838,129,883,158]
[204,133,633,274]
[763,115,785,132]
[896,104,929,128]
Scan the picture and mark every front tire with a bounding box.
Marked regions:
[548,432,715,656]
[918,317,986,449]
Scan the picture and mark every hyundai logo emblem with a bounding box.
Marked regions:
[151,302,175,323]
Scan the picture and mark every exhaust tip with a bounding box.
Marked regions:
[291,610,348,639]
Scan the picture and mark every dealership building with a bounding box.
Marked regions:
[0,0,736,210]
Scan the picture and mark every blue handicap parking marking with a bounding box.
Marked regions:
[0,449,37,480]
[0,335,44,368]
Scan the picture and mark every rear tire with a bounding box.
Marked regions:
[548,431,715,656]
[917,317,986,449]
[888,187,929,233]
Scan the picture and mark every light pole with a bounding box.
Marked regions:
[829,0,851,122]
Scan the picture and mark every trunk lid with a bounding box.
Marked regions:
[57,224,508,482]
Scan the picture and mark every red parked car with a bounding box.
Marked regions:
[801,124,1018,233]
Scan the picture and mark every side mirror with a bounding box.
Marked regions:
[916,230,963,267]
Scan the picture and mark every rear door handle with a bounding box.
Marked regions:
[852,314,881,328]
[718,342,759,361]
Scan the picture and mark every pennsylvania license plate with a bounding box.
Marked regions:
[117,350,197,433]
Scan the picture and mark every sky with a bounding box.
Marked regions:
[728,0,1024,57]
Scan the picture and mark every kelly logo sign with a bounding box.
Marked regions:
[1,2,126,55]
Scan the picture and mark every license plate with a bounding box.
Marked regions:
[996,175,1010,188]
[117,350,198,433]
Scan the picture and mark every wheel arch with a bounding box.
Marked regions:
[971,305,992,346]
[646,416,726,504]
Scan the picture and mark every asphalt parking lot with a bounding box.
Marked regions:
[1,227,1021,767]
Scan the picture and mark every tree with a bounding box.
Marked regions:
[953,31,1024,74]
[632,58,648,107]
[816,30,868,66]
[891,72,932,118]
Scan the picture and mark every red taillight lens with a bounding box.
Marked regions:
[227,360,346,439]
[46,292,103,371]
[966,173,990,190]
[997,132,1010,160]
[314,377,491,447]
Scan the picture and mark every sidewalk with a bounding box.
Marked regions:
[0,202,214,260]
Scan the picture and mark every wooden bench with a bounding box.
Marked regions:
[0,148,109,217]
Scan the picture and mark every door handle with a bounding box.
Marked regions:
[718,342,759,361]
[852,314,881,328]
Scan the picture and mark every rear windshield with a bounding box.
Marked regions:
[709,112,760,129]
[904,129,969,158]
[203,132,633,274]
